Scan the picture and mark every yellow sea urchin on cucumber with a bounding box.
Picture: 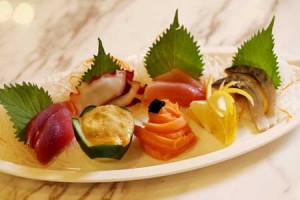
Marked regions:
[72,105,134,160]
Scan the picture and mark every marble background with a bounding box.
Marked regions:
[1,0,300,199]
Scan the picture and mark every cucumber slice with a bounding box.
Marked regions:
[72,105,134,160]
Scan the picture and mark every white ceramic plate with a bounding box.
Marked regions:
[0,49,299,183]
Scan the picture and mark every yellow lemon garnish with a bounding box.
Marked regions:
[190,77,253,146]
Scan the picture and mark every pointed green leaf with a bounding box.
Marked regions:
[232,17,281,88]
[0,82,52,142]
[145,10,204,79]
[82,38,121,83]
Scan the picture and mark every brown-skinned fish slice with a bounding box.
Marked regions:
[225,65,276,117]
[213,74,270,132]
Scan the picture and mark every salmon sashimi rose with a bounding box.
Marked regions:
[134,99,197,160]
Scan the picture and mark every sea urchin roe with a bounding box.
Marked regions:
[72,105,134,160]
[80,105,133,146]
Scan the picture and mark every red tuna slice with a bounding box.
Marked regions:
[26,101,75,148]
[35,108,74,164]
[154,69,205,90]
[143,81,206,107]
[25,102,75,164]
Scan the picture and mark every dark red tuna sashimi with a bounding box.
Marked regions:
[34,108,74,164]
[26,101,76,164]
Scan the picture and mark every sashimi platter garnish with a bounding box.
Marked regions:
[0,10,300,173]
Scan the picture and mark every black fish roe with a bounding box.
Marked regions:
[148,99,166,114]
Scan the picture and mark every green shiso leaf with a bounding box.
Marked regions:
[144,10,204,79]
[81,38,121,83]
[0,82,53,142]
[232,17,281,88]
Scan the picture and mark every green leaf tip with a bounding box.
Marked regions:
[97,38,106,61]
[232,16,281,88]
[267,16,275,32]
[81,38,121,83]
[0,82,53,142]
[172,9,179,28]
[144,10,204,79]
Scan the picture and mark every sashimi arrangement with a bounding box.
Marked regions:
[0,10,299,169]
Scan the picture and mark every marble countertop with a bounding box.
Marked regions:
[1,0,300,199]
